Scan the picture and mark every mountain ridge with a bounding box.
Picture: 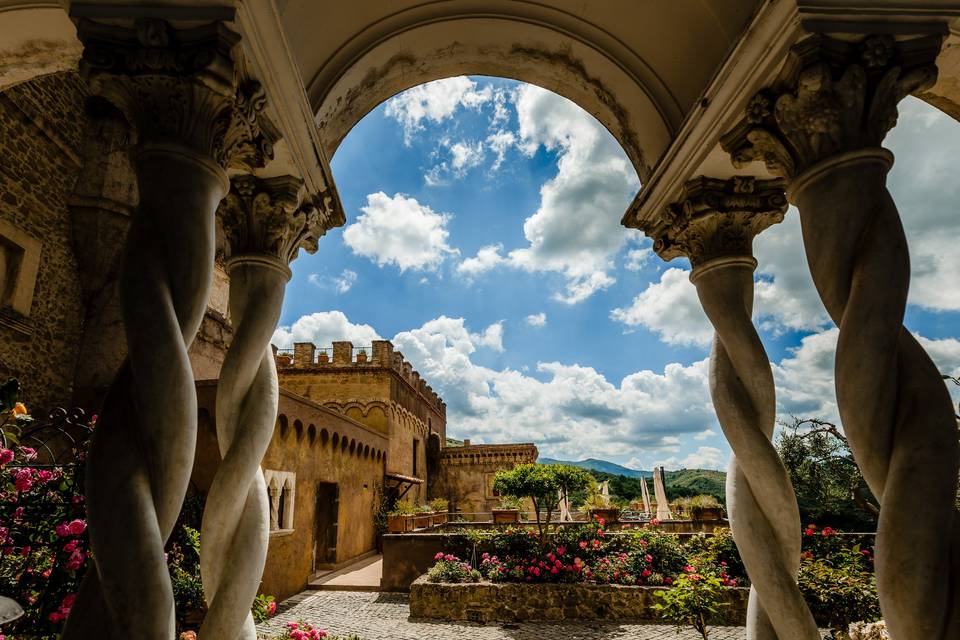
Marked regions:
[539,457,652,478]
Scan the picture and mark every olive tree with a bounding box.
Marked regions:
[492,463,593,540]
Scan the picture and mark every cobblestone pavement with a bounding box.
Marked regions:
[256,591,751,639]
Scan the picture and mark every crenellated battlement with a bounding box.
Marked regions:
[272,339,446,416]
[440,442,539,465]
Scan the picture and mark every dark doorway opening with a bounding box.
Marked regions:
[314,482,339,570]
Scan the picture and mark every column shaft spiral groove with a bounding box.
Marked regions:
[200,258,288,639]
[693,259,820,640]
[790,151,960,639]
[63,148,227,639]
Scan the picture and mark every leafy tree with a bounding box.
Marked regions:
[492,463,593,540]
[776,417,878,530]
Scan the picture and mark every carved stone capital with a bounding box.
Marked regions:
[722,34,942,180]
[217,175,338,264]
[637,176,787,267]
[77,18,278,172]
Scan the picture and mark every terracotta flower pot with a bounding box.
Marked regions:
[492,508,520,524]
[387,514,409,533]
[589,508,621,524]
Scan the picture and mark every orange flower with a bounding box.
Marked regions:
[11,403,26,416]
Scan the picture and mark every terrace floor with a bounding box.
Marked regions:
[256,591,759,639]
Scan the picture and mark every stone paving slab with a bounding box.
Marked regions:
[256,591,752,639]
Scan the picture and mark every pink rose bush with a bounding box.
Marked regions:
[0,394,93,637]
[279,621,364,640]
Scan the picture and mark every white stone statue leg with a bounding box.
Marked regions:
[789,150,960,639]
[64,146,226,639]
[694,257,820,640]
[200,257,287,639]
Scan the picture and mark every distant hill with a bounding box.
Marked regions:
[540,457,652,478]
[540,458,726,504]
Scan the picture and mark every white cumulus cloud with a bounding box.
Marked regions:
[384,76,492,144]
[610,268,713,347]
[505,85,641,304]
[343,192,458,272]
[457,244,505,277]
[526,313,547,328]
[272,311,382,348]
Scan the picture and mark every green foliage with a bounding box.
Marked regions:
[167,491,206,632]
[388,501,415,516]
[627,529,688,578]
[653,567,728,640]
[571,468,726,507]
[664,469,727,503]
[798,526,880,632]
[493,464,593,539]
[372,482,389,538]
[168,524,204,630]
[776,418,878,530]
[496,495,523,510]
[426,553,481,583]
[429,498,449,512]
[251,593,277,623]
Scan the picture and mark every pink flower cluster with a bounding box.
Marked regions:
[7,464,61,494]
[47,593,76,623]
[284,621,328,640]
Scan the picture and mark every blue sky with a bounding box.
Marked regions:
[273,76,960,471]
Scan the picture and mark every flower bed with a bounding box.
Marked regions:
[409,575,749,624]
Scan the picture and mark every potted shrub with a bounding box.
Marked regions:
[582,491,621,524]
[318,351,330,363]
[491,495,522,524]
[387,502,415,533]
[429,498,449,526]
[413,504,433,529]
[671,496,692,519]
[492,464,592,540]
[356,348,368,363]
[689,495,724,521]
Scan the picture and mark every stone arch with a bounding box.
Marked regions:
[280,1,769,183]
[349,438,356,454]
[363,444,370,458]
[294,419,304,441]
[320,428,329,446]
[0,4,83,92]
[278,414,289,439]
[341,436,349,453]
[332,432,340,449]
[307,423,316,445]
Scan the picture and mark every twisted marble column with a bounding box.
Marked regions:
[200,177,336,638]
[636,177,818,640]
[64,18,276,639]
[725,34,960,639]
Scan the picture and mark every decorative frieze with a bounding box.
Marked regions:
[635,176,787,267]
[721,34,942,180]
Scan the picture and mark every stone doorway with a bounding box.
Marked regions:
[314,482,339,570]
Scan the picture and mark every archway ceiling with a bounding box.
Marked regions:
[278,0,764,182]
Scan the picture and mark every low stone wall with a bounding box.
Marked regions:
[409,576,749,624]
[382,524,731,591]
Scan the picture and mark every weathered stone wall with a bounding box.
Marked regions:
[409,577,749,624]
[432,443,538,514]
[0,72,87,411]
[194,383,388,602]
